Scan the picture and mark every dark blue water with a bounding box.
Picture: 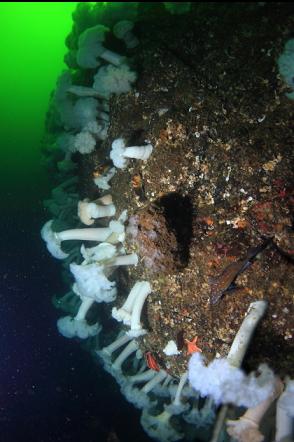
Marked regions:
[0,191,149,442]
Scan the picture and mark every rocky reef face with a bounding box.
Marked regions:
[80,3,294,377]
[43,3,294,440]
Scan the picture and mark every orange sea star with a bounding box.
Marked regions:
[185,336,202,355]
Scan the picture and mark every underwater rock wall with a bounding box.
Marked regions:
[41,3,294,441]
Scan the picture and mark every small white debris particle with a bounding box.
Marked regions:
[225,166,232,182]
[163,340,181,356]
[158,108,169,116]
[257,115,266,123]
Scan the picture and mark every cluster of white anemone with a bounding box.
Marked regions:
[41,16,213,441]
[51,21,140,174]
[42,13,294,442]
[96,330,216,441]
[41,15,157,345]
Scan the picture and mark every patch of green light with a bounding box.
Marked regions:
[0,2,78,199]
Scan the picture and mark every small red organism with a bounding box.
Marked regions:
[145,351,160,371]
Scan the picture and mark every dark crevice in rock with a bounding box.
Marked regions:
[158,192,193,267]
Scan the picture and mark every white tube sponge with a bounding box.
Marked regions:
[112,281,152,336]
[107,253,138,267]
[124,145,153,160]
[67,85,105,99]
[93,65,136,99]
[141,408,184,442]
[41,220,115,259]
[94,166,116,190]
[70,262,117,303]
[73,97,98,129]
[57,226,112,241]
[122,369,169,410]
[75,297,95,321]
[57,315,101,339]
[41,220,70,259]
[83,119,109,141]
[41,214,127,259]
[226,300,268,368]
[174,372,188,407]
[189,354,276,408]
[78,199,116,225]
[113,20,139,49]
[127,369,156,385]
[127,281,152,337]
[277,39,294,100]
[74,131,96,154]
[110,138,153,169]
[99,333,132,358]
[112,281,150,325]
[57,294,99,340]
[165,372,190,415]
[80,241,137,270]
[77,24,125,68]
[112,339,139,372]
[97,194,113,205]
[227,377,283,442]
[188,300,276,407]
[80,242,116,264]
[142,369,168,394]
[275,380,294,442]
[183,396,216,427]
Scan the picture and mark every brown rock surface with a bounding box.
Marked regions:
[80,3,294,377]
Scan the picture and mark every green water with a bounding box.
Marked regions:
[0,2,78,210]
